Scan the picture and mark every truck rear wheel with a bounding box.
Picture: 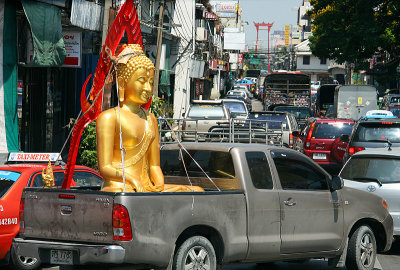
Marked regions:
[173,236,217,270]
[11,247,41,270]
[346,225,376,270]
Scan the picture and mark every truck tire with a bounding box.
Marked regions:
[173,236,217,270]
[346,225,376,270]
[11,247,41,270]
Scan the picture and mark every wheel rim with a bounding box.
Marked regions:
[18,255,38,267]
[359,232,374,268]
[184,245,211,270]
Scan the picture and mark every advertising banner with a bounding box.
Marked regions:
[62,32,81,67]
[210,0,237,18]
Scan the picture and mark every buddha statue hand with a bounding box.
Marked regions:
[127,175,146,192]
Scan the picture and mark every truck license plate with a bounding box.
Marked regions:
[50,250,73,265]
[313,153,326,160]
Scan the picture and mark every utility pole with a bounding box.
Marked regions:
[101,0,112,46]
[153,0,165,98]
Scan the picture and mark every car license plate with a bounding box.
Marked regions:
[50,250,73,265]
[313,153,327,160]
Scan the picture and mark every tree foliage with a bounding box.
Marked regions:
[308,0,400,64]
[77,121,98,170]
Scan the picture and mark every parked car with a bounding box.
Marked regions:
[227,90,251,102]
[341,115,400,163]
[181,100,230,141]
[273,105,313,129]
[221,99,248,119]
[232,85,252,98]
[340,147,400,237]
[249,111,299,147]
[14,143,393,270]
[294,118,354,170]
[0,153,103,270]
[226,93,252,111]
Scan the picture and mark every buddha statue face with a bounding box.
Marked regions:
[115,44,155,104]
[124,68,154,105]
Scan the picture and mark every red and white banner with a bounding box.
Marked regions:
[62,32,81,67]
[8,152,62,162]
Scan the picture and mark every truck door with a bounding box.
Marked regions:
[242,151,281,261]
[269,150,344,254]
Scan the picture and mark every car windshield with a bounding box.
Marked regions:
[390,108,400,117]
[0,170,22,198]
[224,102,247,114]
[341,157,400,184]
[249,114,287,129]
[228,91,246,97]
[274,107,312,119]
[226,95,246,102]
[187,105,226,119]
[353,122,400,143]
[312,122,353,139]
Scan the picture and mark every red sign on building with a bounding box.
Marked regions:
[238,54,243,63]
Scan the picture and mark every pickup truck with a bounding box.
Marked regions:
[13,143,393,270]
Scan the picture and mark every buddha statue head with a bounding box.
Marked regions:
[115,44,155,105]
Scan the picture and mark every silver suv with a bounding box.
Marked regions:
[248,111,299,147]
[340,147,400,237]
[181,100,230,141]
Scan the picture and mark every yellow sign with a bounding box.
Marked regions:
[285,25,290,47]
[358,97,362,104]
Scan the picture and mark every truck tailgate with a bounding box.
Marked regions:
[23,188,114,243]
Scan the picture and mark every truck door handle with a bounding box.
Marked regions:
[284,200,296,206]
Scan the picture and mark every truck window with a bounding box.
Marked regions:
[245,152,273,189]
[32,172,65,187]
[161,150,235,178]
[271,151,328,190]
[72,171,103,186]
[160,150,240,190]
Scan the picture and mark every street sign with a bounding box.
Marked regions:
[250,60,260,65]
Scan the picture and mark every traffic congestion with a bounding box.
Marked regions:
[1,0,400,270]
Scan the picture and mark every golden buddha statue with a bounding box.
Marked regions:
[96,44,203,192]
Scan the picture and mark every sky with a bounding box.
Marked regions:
[240,0,303,47]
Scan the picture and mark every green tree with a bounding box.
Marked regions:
[308,0,400,64]
[77,121,98,170]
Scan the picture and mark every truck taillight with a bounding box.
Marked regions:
[113,204,132,241]
[19,198,25,233]
[305,122,315,149]
[290,133,294,146]
[348,146,365,155]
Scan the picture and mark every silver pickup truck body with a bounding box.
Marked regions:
[13,143,392,270]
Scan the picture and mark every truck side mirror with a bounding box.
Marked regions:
[340,134,349,143]
[292,131,300,137]
[331,176,344,191]
[230,112,238,119]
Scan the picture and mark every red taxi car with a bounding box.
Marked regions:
[0,153,103,269]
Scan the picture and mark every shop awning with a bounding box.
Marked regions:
[21,0,66,66]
